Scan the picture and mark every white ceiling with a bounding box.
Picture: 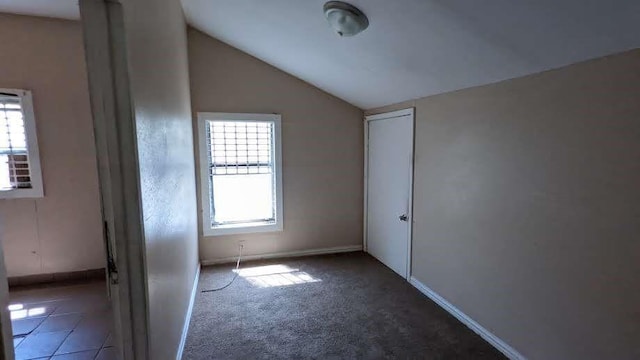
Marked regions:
[2,1,639,109]
[183,0,640,109]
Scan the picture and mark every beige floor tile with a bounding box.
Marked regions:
[34,313,83,333]
[95,347,120,360]
[103,333,114,347]
[50,349,99,359]
[10,282,105,304]
[55,311,111,354]
[11,280,112,358]
[9,300,61,320]
[12,317,46,336]
[51,297,110,316]
[13,336,25,347]
[10,288,73,304]
[14,330,71,360]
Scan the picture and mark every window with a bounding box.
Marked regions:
[198,113,283,236]
[0,89,43,199]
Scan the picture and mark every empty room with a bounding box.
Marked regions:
[0,12,118,360]
[0,1,638,360]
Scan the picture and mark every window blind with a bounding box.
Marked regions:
[206,121,274,176]
[0,95,32,190]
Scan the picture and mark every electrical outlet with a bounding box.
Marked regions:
[238,240,245,249]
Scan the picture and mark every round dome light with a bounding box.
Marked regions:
[323,1,369,37]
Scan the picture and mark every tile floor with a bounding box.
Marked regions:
[9,280,118,360]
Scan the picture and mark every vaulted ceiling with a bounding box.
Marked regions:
[2,0,639,109]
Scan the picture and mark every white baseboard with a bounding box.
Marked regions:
[201,245,363,266]
[177,264,200,360]
[409,276,526,360]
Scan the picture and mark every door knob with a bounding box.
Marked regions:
[399,214,408,222]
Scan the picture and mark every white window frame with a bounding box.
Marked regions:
[197,112,283,236]
[0,89,43,199]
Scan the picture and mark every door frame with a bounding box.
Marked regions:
[364,108,415,280]
[0,2,148,358]
[0,237,14,360]
[79,0,149,359]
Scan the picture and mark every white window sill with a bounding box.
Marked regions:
[203,221,283,236]
[0,188,44,199]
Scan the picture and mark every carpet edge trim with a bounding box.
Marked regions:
[409,276,526,360]
[201,245,363,266]
[177,263,201,360]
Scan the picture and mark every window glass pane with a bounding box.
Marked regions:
[212,174,274,224]
[1,101,27,153]
[0,96,32,191]
[206,118,277,226]
[0,155,11,190]
[208,120,273,174]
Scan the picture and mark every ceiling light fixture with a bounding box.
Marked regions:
[323,1,369,37]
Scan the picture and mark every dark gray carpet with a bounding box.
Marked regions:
[184,252,505,359]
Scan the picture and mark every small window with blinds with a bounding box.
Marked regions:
[198,113,283,236]
[0,89,43,199]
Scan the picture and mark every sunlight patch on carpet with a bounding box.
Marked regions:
[235,264,321,288]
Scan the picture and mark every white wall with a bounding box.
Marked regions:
[367,49,640,360]
[117,0,199,358]
[188,29,364,263]
[0,13,104,277]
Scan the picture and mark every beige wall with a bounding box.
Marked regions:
[0,14,104,277]
[368,49,640,360]
[118,1,200,358]
[188,29,364,262]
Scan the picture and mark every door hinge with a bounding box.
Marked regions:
[104,221,119,285]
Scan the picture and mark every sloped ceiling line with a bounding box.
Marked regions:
[1,0,639,109]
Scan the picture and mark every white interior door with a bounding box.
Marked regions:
[366,109,414,278]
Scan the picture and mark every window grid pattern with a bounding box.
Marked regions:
[0,96,31,190]
[206,121,274,176]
